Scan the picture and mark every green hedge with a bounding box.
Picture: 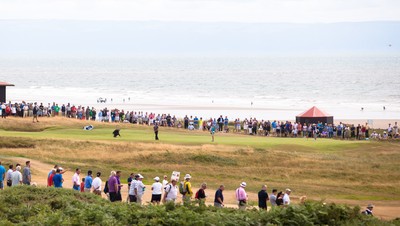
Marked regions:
[0,187,398,226]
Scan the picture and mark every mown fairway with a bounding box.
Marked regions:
[1,117,400,204]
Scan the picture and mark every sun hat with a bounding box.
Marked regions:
[367,204,374,208]
[240,182,247,187]
[184,174,191,179]
[154,176,160,181]
[137,174,144,179]
[286,188,292,192]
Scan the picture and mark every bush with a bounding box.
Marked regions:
[0,187,398,226]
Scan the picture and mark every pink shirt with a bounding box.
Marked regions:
[236,187,247,201]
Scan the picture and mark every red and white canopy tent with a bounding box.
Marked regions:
[296,106,333,125]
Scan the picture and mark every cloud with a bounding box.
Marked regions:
[0,0,399,23]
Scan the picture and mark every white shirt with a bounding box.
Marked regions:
[136,180,146,196]
[6,169,13,180]
[92,177,102,191]
[162,179,168,189]
[152,182,163,195]
[129,180,137,196]
[283,193,291,205]
[165,184,178,201]
[11,171,22,186]
[72,173,80,186]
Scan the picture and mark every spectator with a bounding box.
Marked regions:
[108,171,118,202]
[84,170,93,193]
[236,182,248,210]
[269,189,278,207]
[151,176,163,205]
[92,172,102,195]
[258,185,269,210]
[22,161,31,185]
[72,168,81,191]
[127,173,135,202]
[195,183,207,204]
[214,185,225,208]
[182,174,193,203]
[163,179,178,203]
[47,169,56,187]
[6,165,13,187]
[53,169,64,188]
[135,174,146,205]
[11,165,23,186]
[276,191,284,206]
[80,178,85,192]
[283,188,291,206]
[0,161,5,190]
[362,204,374,216]
[128,174,138,203]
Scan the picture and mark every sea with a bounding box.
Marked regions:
[1,56,399,120]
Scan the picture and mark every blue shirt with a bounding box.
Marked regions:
[53,174,63,188]
[84,176,93,189]
[0,165,6,181]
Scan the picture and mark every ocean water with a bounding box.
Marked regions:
[1,56,399,120]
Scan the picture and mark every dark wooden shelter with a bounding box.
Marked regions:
[0,82,15,103]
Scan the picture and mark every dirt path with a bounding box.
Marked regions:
[2,156,399,220]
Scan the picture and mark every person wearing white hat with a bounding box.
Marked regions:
[235,182,248,210]
[362,204,374,216]
[135,174,146,205]
[151,176,163,205]
[182,174,193,203]
[283,188,291,206]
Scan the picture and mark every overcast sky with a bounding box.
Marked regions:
[0,0,399,23]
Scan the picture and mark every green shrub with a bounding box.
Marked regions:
[0,187,397,226]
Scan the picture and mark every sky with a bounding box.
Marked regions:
[0,0,399,23]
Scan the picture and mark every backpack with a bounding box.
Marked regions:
[179,181,187,195]
[195,190,200,199]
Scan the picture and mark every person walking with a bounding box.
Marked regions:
[214,185,225,208]
[151,176,163,205]
[11,165,23,186]
[195,183,207,205]
[0,161,5,190]
[269,189,278,207]
[236,182,248,210]
[135,174,146,205]
[6,165,13,187]
[72,168,81,191]
[48,169,56,187]
[84,170,93,193]
[182,174,193,203]
[92,172,102,195]
[258,185,269,210]
[22,161,31,186]
[53,168,64,188]
[163,179,178,203]
[108,171,118,202]
[283,188,291,206]
[362,204,374,216]
[154,122,159,140]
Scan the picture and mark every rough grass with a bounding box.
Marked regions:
[1,117,400,202]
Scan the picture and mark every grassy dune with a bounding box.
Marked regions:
[1,117,400,202]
